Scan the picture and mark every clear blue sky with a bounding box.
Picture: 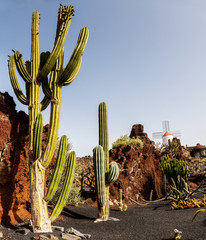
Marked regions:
[1,0,206,156]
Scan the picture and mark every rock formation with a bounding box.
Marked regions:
[0,92,50,224]
[109,124,164,203]
[0,92,30,224]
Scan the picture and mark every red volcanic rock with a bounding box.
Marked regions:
[109,128,164,204]
[0,92,51,224]
[0,92,30,224]
[130,124,154,145]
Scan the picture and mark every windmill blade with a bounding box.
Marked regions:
[162,120,170,132]
[152,132,163,139]
[171,130,181,138]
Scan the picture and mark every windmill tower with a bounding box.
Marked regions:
[152,120,181,145]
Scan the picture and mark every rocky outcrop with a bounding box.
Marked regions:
[0,92,30,224]
[0,92,51,224]
[109,124,164,203]
[130,124,154,145]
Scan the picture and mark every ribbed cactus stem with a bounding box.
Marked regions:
[99,102,109,164]
[14,51,31,83]
[33,113,43,160]
[37,6,74,81]
[107,161,119,184]
[93,145,105,207]
[59,27,89,85]
[42,82,62,168]
[50,151,76,222]
[97,102,110,220]
[8,55,29,105]
[44,135,67,201]
[31,11,40,79]
[29,10,41,152]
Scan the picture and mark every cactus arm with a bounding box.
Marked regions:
[42,76,52,99]
[49,151,76,222]
[106,161,119,184]
[42,57,62,168]
[40,51,50,71]
[33,114,43,160]
[14,51,32,83]
[40,96,51,111]
[93,145,105,207]
[42,87,61,167]
[37,6,74,81]
[40,52,53,98]
[62,57,82,86]
[59,27,89,85]
[44,135,67,201]
[8,55,29,105]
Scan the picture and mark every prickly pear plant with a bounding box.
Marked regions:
[93,102,119,221]
[8,5,89,233]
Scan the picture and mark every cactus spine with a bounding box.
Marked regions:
[8,5,88,233]
[93,102,119,221]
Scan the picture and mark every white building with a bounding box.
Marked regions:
[162,131,173,145]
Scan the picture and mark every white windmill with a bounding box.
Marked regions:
[152,120,181,145]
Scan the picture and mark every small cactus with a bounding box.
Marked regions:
[118,188,127,211]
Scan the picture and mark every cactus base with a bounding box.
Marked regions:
[97,201,109,221]
[30,161,52,233]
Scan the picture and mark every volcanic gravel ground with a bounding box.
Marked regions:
[0,201,206,240]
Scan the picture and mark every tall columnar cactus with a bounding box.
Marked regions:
[93,102,119,221]
[8,5,88,233]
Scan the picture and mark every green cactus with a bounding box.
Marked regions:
[33,113,43,160]
[8,5,88,233]
[93,145,106,207]
[44,135,68,202]
[107,162,119,184]
[160,155,189,192]
[49,151,76,222]
[93,102,119,221]
[118,188,127,211]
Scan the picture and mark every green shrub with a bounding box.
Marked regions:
[66,185,85,206]
[112,134,143,149]
[164,138,180,155]
[160,154,189,192]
